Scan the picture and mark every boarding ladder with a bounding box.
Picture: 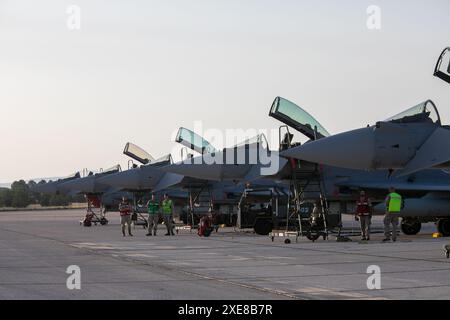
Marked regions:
[279,125,330,240]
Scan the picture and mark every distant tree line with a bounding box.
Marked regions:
[0,180,85,208]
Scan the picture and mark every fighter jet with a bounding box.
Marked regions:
[165,97,450,236]
[268,97,450,236]
[281,99,450,177]
[434,47,450,84]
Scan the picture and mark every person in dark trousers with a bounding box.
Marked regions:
[161,193,175,236]
[355,190,372,241]
[119,197,133,237]
[383,187,404,242]
[146,194,160,236]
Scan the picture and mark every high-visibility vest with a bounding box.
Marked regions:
[356,197,371,216]
[147,201,159,215]
[388,192,402,213]
[162,199,173,215]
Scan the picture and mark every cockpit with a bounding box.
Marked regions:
[233,134,269,150]
[175,127,217,155]
[269,97,330,140]
[385,100,441,125]
[98,165,121,175]
[149,154,173,166]
[60,172,81,181]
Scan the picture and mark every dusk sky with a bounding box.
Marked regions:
[1,0,449,182]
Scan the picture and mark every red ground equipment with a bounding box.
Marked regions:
[198,215,214,237]
[80,195,108,227]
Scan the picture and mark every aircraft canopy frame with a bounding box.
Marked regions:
[385,100,441,125]
[175,127,216,154]
[123,142,155,165]
[269,96,330,140]
[434,47,450,84]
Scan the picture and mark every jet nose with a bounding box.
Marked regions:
[281,127,376,170]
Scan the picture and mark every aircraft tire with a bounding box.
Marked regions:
[401,218,421,235]
[253,218,273,236]
[437,219,450,237]
[306,233,320,242]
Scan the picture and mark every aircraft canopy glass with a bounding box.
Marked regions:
[175,127,216,154]
[123,142,154,164]
[385,100,441,124]
[234,134,269,150]
[61,172,80,181]
[269,97,330,140]
[151,154,172,165]
[99,165,121,175]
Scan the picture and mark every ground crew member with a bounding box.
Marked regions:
[162,193,175,236]
[146,194,160,236]
[383,187,404,242]
[355,190,372,241]
[119,197,133,237]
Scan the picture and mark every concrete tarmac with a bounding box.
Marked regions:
[0,210,449,300]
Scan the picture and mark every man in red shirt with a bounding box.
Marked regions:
[119,197,133,237]
[355,190,372,241]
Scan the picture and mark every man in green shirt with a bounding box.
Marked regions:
[146,194,160,236]
[162,193,175,236]
[383,187,404,242]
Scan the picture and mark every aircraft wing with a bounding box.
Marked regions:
[153,172,185,192]
[336,180,450,192]
[396,127,450,177]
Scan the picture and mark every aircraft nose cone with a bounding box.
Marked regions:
[281,127,376,170]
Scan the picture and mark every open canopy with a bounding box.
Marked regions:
[123,142,154,164]
[385,100,441,125]
[434,47,450,84]
[269,97,330,140]
[175,127,216,154]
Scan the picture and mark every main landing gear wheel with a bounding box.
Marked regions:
[401,219,421,235]
[437,219,450,237]
[306,232,320,242]
[253,219,273,236]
